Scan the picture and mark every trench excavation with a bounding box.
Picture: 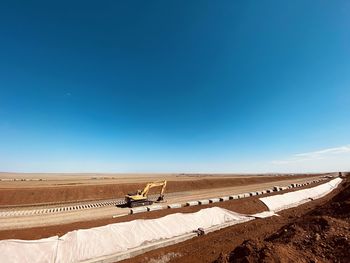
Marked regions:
[0,179,323,218]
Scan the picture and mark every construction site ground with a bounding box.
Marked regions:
[1,172,347,263]
[0,173,318,206]
[0,178,323,231]
[124,174,350,263]
[0,174,324,235]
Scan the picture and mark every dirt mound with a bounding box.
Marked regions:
[218,174,350,263]
[216,240,304,263]
[225,216,350,263]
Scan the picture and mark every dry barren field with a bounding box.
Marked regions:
[1,172,348,263]
[0,172,321,206]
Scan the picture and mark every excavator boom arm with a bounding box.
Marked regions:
[125,180,167,207]
[141,180,167,197]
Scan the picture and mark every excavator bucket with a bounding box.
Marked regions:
[155,195,165,202]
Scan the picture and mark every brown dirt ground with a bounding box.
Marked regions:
[121,174,349,263]
[0,179,326,241]
[220,174,350,263]
[0,174,321,207]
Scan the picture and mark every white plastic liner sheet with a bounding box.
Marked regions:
[0,207,249,263]
[260,177,342,212]
[0,237,58,263]
[250,211,278,218]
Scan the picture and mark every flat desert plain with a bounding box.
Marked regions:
[0,172,322,206]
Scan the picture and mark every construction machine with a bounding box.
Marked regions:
[125,180,167,208]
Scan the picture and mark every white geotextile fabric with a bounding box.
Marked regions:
[250,211,278,218]
[0,207,248,263]
[0,236,59,263]
[260,177,342,212]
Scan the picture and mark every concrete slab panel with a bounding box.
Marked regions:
[147,205,164,212]
[186,201,199,206]
[198,200,209,205]
[220,196,230,201]
[238,193,248,198]
[130,207,148,214]
[167,203,182,209]
[209,198,220,203]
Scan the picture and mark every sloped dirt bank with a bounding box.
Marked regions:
[216,173,350,263]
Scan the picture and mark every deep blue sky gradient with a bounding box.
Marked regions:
[0,1,349,172]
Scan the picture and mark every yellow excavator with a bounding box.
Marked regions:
[125,180,167,208]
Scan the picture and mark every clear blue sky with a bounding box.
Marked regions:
[0,1,349,173]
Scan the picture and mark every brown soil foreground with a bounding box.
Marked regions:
[124,174,349,263]
[0,174,321,206]
[222,174,350,263]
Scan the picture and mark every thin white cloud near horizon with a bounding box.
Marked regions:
[270,144,350,173]
[0,145,349,174]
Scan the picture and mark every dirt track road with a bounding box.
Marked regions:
[0,176,322,230]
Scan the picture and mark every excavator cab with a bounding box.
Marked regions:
[125,180,167,208]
